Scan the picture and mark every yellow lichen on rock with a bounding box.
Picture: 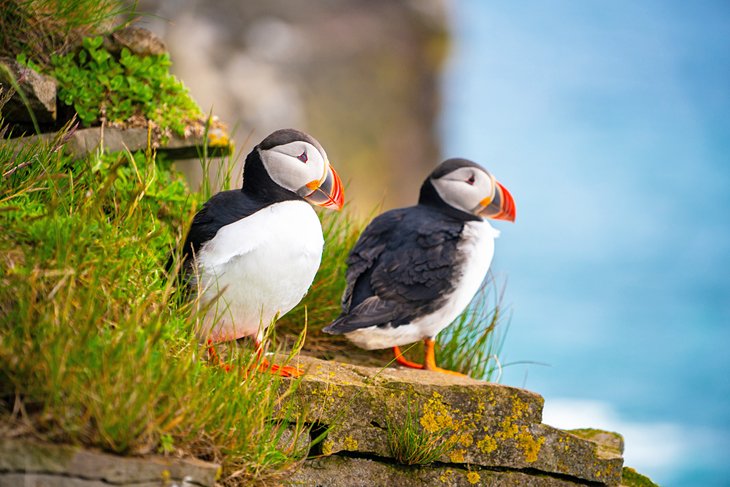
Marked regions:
[420,392,455,433]
[516,426,545,463]
[487,396,545,462]
[457,432,474,447]
[439,468,454,484]
[342,436,359,450]
[448,449,465,463]
[321,439,334,456]
[477,434,497,454]
[466,471,481,484]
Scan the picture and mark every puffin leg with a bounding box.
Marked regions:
[206,338,302,377]
[253,339,303,378]
[393,346,424,369]
[206,339,232,372]
[422,338,467,377]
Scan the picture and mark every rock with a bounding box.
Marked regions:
[12,125,233,160]
[104,26,168,57]
[0,438,219,487]
[0,57,57,124]
[284,355,625,486]
[290,456,583,487]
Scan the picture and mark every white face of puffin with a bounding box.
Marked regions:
[431,166,516,221]
[259,140,343,209]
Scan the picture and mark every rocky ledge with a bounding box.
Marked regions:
[0,356,657,486]
[286,355,634,486]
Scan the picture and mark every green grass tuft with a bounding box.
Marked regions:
[385,398,456,465]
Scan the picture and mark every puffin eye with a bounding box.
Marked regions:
[466,174,475,185]
[297,151,308,163]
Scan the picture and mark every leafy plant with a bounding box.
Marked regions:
[385,398,456,465]
[47,36,202,135]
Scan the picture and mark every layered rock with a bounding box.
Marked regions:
[0,438,219,487]
[287,355,625,486]
[0,356,657,486]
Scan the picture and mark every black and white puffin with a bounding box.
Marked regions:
[181,128,344,375]
[323,158,514,375]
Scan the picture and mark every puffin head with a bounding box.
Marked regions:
[419,158,516,222]
[243,128,344,210]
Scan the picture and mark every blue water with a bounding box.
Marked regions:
[441,2,730,485]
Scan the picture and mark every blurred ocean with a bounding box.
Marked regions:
[441,2,730,485]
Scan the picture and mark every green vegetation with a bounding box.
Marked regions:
[46,36,202,135]
[0,0,134,68]
[385,398,456,465]
[0,107,309,483]
[621,467,660,487]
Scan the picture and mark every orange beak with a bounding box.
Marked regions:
[478,181,516,222]
[302,164,344,210]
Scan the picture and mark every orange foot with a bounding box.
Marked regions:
[206,340,303,377]
[392,340,468,377]
[257,357,303,378]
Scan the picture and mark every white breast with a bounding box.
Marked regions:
[345,220,500,350]
[194,201,324,342]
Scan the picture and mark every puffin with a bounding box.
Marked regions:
[181,128,344,376]
[322,158,514,375]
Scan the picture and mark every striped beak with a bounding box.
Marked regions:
[478,180,516,222]
[301,164,345,210]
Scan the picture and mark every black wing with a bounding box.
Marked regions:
[323,206,464,334]
[178,189,266,270]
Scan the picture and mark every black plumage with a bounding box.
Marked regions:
[323,176,475,334]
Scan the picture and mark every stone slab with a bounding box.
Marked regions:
[0,438,219,487]
[288,455,583,487]
[11,125,232,160]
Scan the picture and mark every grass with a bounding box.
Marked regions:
[0,110,311,484]
[385,398,456,465]
[0,0,135,68]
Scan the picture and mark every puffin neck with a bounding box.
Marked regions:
[241,148,301,203]
[418,178,481,222]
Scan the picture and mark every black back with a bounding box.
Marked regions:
[323,204,471,334]
[323,158,487,333]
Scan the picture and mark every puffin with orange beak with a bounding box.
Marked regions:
[323,158,514,375]
[181,129,344,376]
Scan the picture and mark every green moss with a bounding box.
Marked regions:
[622,467,660,487]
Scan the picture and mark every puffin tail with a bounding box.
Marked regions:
[322,316,347,335]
